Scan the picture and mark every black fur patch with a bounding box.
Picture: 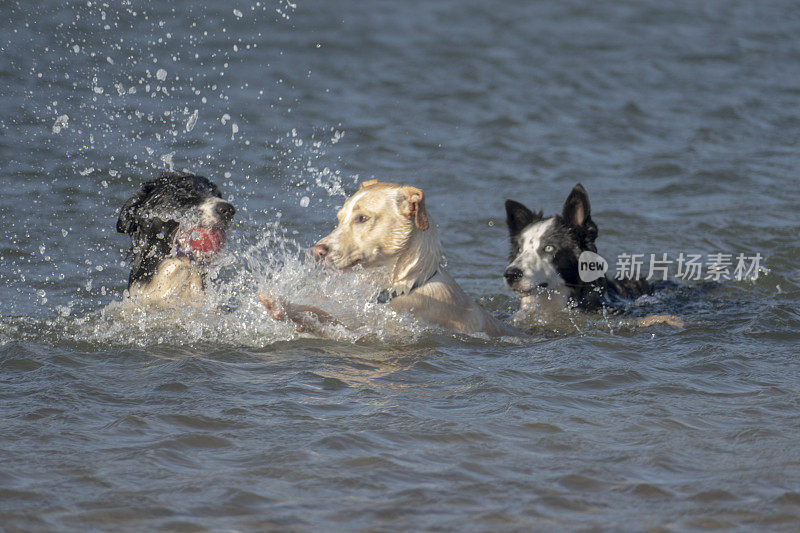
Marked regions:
[505,199,542,261]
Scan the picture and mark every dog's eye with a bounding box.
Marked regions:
[355,214,369,223]
[544,245,554,253]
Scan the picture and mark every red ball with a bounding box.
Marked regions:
[185,227,226,253]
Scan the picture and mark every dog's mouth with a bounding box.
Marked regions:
[512,283,555,296]
[312,246,362,269]
[342,258,362,269]
[178,227,227,257]
[322,256,361,269]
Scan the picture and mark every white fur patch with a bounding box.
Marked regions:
[129,257,203,308]
[199,197,227,226]
[507,218,568,294]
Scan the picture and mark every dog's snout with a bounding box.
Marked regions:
[313,242,329,259]
[215,202,236,222]
[504,267,523,284]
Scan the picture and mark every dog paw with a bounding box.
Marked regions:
[258,292,285,320]
[636,314,684,328]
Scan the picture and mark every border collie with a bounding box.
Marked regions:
[504,183,650,312]
[117,172,235,307]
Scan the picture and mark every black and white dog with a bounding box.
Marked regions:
[117,172,235,307]
[504,184,649,312]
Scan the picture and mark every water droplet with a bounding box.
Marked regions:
[52,114,69,134]
[186,109,198,132]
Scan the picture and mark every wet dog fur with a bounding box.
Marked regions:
[261,180,523,338]
[504,184,683,327]
[504,184,649,311]
[117,172,235,307]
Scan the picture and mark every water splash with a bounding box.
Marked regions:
[51,222,427,348]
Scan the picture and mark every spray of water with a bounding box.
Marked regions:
[61,220,427,347]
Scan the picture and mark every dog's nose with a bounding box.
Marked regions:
[313,243,329,259]
[504,267,523,283]
[215,202,236,222]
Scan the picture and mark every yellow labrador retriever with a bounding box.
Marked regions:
[261,180,523,338]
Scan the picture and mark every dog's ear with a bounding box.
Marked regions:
[359,179,379,190]
[562,183,598,250]
[117,189,146,234]
[400,186,429,231]
[562,183,591,228]
[505,199,538,235]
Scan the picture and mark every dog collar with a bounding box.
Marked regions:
[376,270,438,304]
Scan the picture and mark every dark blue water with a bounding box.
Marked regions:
[2,0,799,530]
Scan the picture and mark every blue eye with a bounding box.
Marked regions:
[544,245,554,253]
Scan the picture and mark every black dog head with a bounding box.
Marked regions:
[117,172,235,287]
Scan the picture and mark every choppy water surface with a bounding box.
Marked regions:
[2,0,799,530]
